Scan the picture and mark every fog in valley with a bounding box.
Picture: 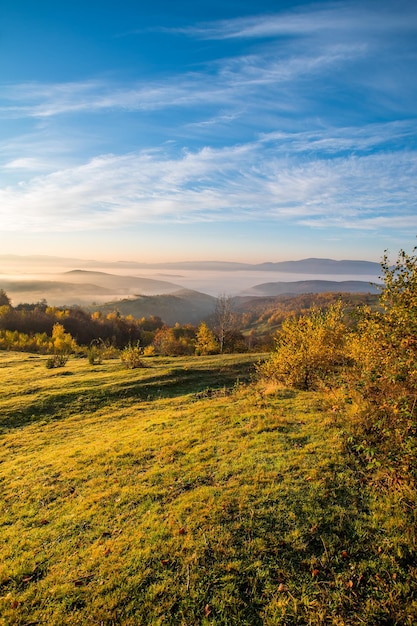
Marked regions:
[0,255,381,307]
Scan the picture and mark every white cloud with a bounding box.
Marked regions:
[0,15,387,124]
[301,214,417,230]
[1,2,415,129]
[259,120,417,154]
[1,1,415,248]
[175,2,417,41]
[3,157,62,172]
[1,140,416,234]
[0,43,356,121]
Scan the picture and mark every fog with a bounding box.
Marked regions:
[145,269,380,296]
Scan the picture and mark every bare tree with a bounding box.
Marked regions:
[213,294,236,353]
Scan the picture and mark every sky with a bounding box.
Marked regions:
[1,0,416,264]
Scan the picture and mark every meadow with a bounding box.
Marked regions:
[0,351,416,625]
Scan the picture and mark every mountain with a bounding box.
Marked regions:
[2,271,184,307]
[1,256,383,308]
[94,289,217,326]
[0,254,381,274]
[0,254,251,272]
[254,258,381,274]
[0,280,115,306]
[63,270,183,294]
[243,280,381,297]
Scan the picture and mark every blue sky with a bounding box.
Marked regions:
[1,0,416,263]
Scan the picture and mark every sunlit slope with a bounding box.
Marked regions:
[0,353,415,625]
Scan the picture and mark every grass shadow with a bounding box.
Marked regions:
[0,360,256,431]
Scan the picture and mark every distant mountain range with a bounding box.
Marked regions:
[253,258,380,275]
[0,270,183,306]
[0,257,383,321]
[243,280,381,297]
[0,254,381,275]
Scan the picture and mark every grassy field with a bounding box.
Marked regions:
[0,351,416,625]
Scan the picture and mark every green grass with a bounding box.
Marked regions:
[0,351,416,625]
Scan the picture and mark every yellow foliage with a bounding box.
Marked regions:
[259,303,348,390]
[51,323,77,355]
[195,322,219,355]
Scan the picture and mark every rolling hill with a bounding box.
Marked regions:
[242,280,381,297]
[94,288,217,326]
[253,258,381,274]
[1,271,184,307]
[1,257,382,312]
[63,270,183,294]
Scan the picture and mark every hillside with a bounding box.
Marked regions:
[2,271,184,307]
[63,270,182,294]
[243,279,381,297]
[94,288,217,326]
[0,279,113,303]
[254,258,380,274]
[0,352,415,625]
[1,257,382,308]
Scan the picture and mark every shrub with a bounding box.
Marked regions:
[87,339,105,365]
[347,246,417,480]
[120,343,145,369]
[143,345,156,357]
[46,354,69,369]
[258,303,349,390]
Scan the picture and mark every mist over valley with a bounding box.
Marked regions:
[0,255,381,324]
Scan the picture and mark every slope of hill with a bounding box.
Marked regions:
[94,288,217,325]
[63,270,183,294]
[243,280,381,297]
[1,271,184,306]
[254,258,381,274]
[0,351,415,625]
[1,257,382,308]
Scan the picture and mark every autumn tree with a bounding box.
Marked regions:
[47,323,77,366]
[348,245,417,478]
[195,321,219,355]
[152,325,195,356]
[259,302,348,390]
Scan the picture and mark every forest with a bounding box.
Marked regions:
[0,288,379,357]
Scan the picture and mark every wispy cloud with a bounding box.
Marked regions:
[0,42,362,122]
[1,0,416,256]
[1,138,416,233]
[1,1,415,132]
[259,120,417,154]
[4,157,52,171]
[172,2,417,41]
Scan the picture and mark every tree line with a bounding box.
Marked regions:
[0,287,381,358]
[0,292,263,356]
